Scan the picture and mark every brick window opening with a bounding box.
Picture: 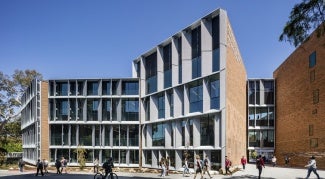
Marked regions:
[313,89,319,104]
[310,138,318,148]
[310,70,315,82]
[309,125,313,136]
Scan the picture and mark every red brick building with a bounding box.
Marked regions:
[273,27,325,169]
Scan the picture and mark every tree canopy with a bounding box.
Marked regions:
[279,0,325,47]
[0,69,42,132]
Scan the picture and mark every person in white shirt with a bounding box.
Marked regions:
[305,156,320,179]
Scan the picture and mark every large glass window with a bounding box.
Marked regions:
[87,99,99,121]
[113,125,119,146]
[263,81,274,104]
[63,125,69,146]
[163,43,172,88]
[87,81,99,95]
[70,99,77,121]
[79,125,92,146]
[249,108,255,127]
[112,99,119,121]
[256,107,268,126]
[120,125,127,146]
[158,94,165,119]
[248,81,255,105]
[145,98,150,121]
[261,130,274,147]
[129,125,139,146]
[77,99,84,121]
[192,26,201,79]
[95,125,101,146]
[178,37,182,84]
[104,125,110,146]
[122,81,139,95]
[145,52,157,94]
[309,51,316,68]
[122,99,139,121]
[56,99,68,121]
[102,99,111,121]
[152,123,165,146]
[70,81,76,95]
[144,150,152,165]
[50,125,61,145]
[212,16,220,72]
[248,130,260,147]
[77,81,84,96]
[200,116,214,146]
[167,90,174,117]
[268,107,274,126]
[189,81,203,113]
[56,82,68,96]
[129,150,139,164]
[112,81,118,95]
[71,125,77,146]
[102,81,111,95]
[210,75,220,109]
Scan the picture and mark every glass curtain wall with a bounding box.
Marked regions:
[191,26,201,79]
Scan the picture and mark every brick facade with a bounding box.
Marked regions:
[40,81,49,161]
[273,30,325,169]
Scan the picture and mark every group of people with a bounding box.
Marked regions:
[35,158,49,176]
[192,155,213,179]
[54,157,68,174]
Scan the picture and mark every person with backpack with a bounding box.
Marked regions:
[35,159,44,176]
[203,155,213,179]
[60,157,68,174]
[256,155,265,179]
[241,156,247,170]
[55,158,62,174]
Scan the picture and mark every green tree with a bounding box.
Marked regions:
[0,69,42,155]
[279,0,325,47]
[75,145,86,170]
[0,69,42,132]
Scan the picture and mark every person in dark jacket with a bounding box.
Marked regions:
[55,158,62,174]
[35,159,44,176]
[256,155,265,179]
[102,157,114,179]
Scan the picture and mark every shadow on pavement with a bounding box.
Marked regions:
[222,175,276,179]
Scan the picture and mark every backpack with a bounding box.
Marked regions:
[37,162,43,169]
[256,159,261,167]
[204,159,208,166]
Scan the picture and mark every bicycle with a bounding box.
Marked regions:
[94,168,118,179]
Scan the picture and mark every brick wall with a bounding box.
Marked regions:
[225,19,247,166]
[273,29,325,169]
[40,81,49,161]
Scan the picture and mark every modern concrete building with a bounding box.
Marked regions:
[247,79,275,162]
[132,8,247,170]
[21,8,247,170]
[273,26,325,169]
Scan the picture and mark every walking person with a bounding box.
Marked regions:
[256,155,265,179]
[60,157,68,174]
[93,158,99,173]
[166,156,170,176]
[183,157,190,177]
[284,155,290,167]
[193,155,203,179]
[35,159,44,176]
[102,157,114,179]
[203,155,213,179]
[271,156,277,167]
[225,156,232,175]
[241,156,247,170]
[159,157,166,177]
[305,156,320,179]
[55,158,61,174]
[43,159,49,173]
[18,159,25,172]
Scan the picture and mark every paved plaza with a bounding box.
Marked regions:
[0,164,324,179]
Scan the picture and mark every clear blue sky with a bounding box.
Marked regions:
[0,0,300,79]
